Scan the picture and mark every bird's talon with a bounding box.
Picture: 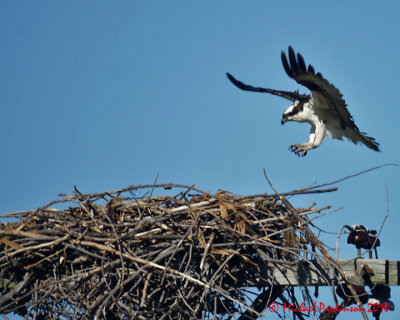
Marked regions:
[289,144,308,156]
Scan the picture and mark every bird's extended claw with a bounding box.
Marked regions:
[289,144,308,157]
[290,144,300,151]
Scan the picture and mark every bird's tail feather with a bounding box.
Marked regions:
[361,134,380,152]
[353,131,380,152]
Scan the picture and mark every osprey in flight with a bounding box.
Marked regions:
[226,46,380,156]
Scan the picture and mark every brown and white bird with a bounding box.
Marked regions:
[227,46,380,156]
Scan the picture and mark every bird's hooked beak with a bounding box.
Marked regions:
[281,114,287,125]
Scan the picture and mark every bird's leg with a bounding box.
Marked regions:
[290,132,315,157]
[289,125,325,157]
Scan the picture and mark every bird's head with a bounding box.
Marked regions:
[281,100,305,125]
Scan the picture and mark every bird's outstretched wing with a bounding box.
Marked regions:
[226,73,309,102]
[281,46,352,123]
[281,46,380,151]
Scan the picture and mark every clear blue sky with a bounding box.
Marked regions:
[1,2,399,319]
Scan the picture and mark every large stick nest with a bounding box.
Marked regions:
[0,183,337,319]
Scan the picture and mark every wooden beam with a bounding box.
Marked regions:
[232,259,400,287]
[339,259,400,286]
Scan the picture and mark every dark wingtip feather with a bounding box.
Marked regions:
[288,46,298,74]
[226,72,264,93]
[308,65,315,74]
[288,45,295,57]
[281,50,293,78]
[226,72,245,89]
[226,72,242,86]
[297,53,307,73]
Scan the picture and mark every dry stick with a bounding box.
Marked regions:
[220,227,334,292]
[0,272,32,306]
[99,206,126,312]
[78,239,260,316]
[250,205,332,224]
[24,228,90,270]
[33,280,38,318]
[302,163,398,191]
[265,207,341,240]
[177,287,195,313]
[0,184,336,220]
[361,184,390,260]
[0,235,69,263]
[167,198,218,214]
[200,233,214,271]
[140,272,152,307]
[297,207,344,233]
[263,169,369,320]
[238,286,287,320]
[176,184,196,202]
[199,252,236,302]
[25,183,212,218]
[0,230,55,239]
[160,212,201,286]
[236,187,338,201]
[94,281,122,320]
[239,246,285,320]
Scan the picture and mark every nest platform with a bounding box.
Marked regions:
[0,183,338,319]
